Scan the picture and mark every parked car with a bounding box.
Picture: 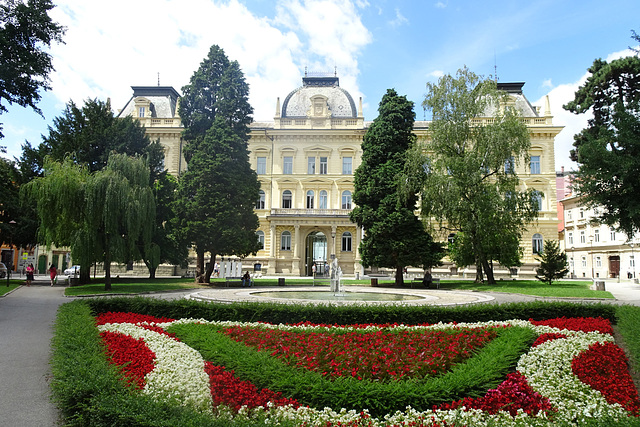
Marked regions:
[64,265,81,276]
[0,262,6,278]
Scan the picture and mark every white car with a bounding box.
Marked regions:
[64,265,81,276]
[0,262,6,278]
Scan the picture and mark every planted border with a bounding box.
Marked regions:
[169,322,535,416]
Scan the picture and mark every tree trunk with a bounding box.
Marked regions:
[483,258,496,284]
[204,253,216,283]
[103,246,112,291]
[395,266,404,287]
[148,265,157,279]
[475,262,484,283]
[195,248,206,283]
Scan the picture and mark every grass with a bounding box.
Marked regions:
[61,276,615,299]
[64,277,210,296]
[0,280,22,296]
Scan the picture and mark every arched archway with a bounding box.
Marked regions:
[305,231,327,276]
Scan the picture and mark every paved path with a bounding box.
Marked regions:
[1,277,639,426]
[0,278,66,427]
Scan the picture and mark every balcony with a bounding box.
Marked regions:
[269,208,352,218]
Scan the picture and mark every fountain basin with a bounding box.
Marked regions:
[254,290,423,302]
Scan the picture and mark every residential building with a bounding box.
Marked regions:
[562,194,638,280]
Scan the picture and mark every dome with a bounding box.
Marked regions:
[281,74,357,119]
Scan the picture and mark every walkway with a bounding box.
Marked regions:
[1,277,639,426]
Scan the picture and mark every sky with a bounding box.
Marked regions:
[2,0,640,171]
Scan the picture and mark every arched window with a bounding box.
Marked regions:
[532,233,543,254]
[306,190,314,209]
[281,231,291,251]
[256,230,265,249]
[341,190,352,210]
[282,190,292,209]
[341,232,352,252]
[256,190,265,209]
[319,190,328,209]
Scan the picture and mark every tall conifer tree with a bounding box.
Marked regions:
[351,89,443,286]
[177,45,260,282]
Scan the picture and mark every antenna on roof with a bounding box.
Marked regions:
[334,66,337,77]
[304,66,308,77]
[494,51,498,83]
[157,72,160,86]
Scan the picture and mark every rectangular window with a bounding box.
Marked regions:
[257,157,267,175]
[582,256,587,267]
[530,156,540,174]
[138,107,145,118]
[567,210,572,220]
[611,230,617,241]
[319,157,328,174]
[504,156,515,174]
[594,229,600,243]
[631,256,635,268]
[283,156,293,174]
[580,231,585,244]
[307,156,315,174]
[596,256,602,268]
[342,157,352,175]
[281,232,291,251]
[568,232,573,245]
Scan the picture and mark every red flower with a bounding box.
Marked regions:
[529,317,613,334]
[572,342,640,415]
[95,311,175,326]
[100,331,156,389]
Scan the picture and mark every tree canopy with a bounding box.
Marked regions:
[23,153,155,289]
[21,98,153,174]
[351,89,444,286]
[564,54,640,237]
[418,67,539,284]
[0,0,64,139]
[176,45,260,282]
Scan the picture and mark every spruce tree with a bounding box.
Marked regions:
[535,240,569,285]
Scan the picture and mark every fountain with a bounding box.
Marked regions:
[329,258,344,296]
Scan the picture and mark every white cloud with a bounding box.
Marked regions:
[541,79,553,89]
[389,8,409,28]
[45,0,371,122]
[434,1,447,9]
[428,70,445,79]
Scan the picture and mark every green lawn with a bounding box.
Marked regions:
[0,280,22,296]
[62,276,615,299]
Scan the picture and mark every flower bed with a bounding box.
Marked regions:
[96,312,640,426]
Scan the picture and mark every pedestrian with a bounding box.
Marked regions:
[26,263,34,287]
[312,263,317,276]
[49,264,57,287]
[242,271,252,287]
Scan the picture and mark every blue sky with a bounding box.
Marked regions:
[3,0,639,171]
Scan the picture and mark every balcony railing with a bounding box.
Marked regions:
[269,208,352,217]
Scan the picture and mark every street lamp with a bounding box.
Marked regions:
[589,235,594,280]
[627,241,636,281]
[570,246,575,278]
[6,220,15,287]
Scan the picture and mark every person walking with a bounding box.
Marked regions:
[49,264,57,287]
[25,263,34,287]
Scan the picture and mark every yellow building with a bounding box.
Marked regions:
[120,76,561,278]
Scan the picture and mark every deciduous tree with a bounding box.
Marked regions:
[351,89,443,286]
[419,67,539,284]
[0,0,64,139]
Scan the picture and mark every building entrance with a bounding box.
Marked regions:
[305,232,328,276]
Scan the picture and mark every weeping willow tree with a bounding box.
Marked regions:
[23,153,155,290]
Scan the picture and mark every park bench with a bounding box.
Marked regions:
[224,276,253,287]
[411,277,440,289]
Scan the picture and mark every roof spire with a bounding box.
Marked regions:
[157,72,160,86]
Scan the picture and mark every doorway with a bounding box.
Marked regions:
[305,231,327,276]
[609,255,620,278]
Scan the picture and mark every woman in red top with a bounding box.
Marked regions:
[49,264,57,287]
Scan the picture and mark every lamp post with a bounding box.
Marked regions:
[570,246,575,278]
[589,235,594,280]
[6,220,15,287]
[628,241,636,282]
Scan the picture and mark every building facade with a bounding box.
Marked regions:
[562,194,638,280]
[120,76,562,277]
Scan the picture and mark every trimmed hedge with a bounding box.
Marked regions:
[83,296,619,326]
[50,300,282,427]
